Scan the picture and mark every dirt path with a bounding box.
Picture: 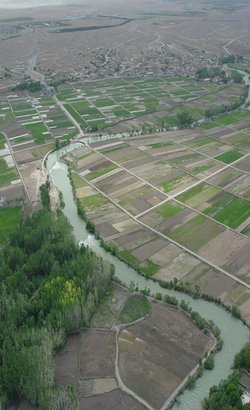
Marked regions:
[77,141,250,291]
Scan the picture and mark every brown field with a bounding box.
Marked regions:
[80,389,146,410]
[54,286,213,409]
[80,330,116,378]
[118,302,213,409]
[70,128,250,322]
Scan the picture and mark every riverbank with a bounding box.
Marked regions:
[47,144,249,410]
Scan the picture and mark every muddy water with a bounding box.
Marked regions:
[47,144,249,410]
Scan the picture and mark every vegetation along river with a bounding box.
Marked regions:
[47,142,249,410]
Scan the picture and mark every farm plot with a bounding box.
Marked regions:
[234,156,250,173]
[182,132,250,159]
[118,302,213,409]
[21,121,52,145]
[94,140,198,195]
[33,97,76,140]
[159,147,214,169]
[0,157,19,188]
[80,330,116,379]
[215,110,250,127]
[58,76,244,131]
[0,100,12,124]
[7,94,76,147]
[0,207,21,243]
[8,98,37,118]
[142,140,224,177]
[97,143,148,164]
[214,149,244,164]
[177,183,250,229]
[139,200,225,252]
[223,134,250,151]
[56,287,213,410]
[0,132,6,149]
[71,153,250,311]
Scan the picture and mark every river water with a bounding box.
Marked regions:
[46,143,249,409]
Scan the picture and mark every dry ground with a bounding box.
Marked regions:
[118,302,213,409]
[54,288,213,410]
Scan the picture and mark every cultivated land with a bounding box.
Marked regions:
[0,207,21,243]
[69,119,250,323]
[59,78,244,132]
[0,69,250,319]
[54,284,213,410]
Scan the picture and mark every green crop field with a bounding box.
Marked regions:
[85,164,117,181]
[177,184,220,207]
[215,150,243,164]
[24,121,52,144]
[160,176,185,193]
[0,132,5,149]
[0,158,19,187]
[71,173,87,189]
[63,104,86,126]
[205,196,250,229]
[80,193,109,211]
[140,259,160,277]
[169,214,223,251]
[117,294,150,324]
[0,207,21,243]
[157,201,184,218]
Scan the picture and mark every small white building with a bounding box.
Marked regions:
[241,391,250,405]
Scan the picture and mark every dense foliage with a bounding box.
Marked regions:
[12,79,42,92]
[0,210,113,409]
[203,343,250,409]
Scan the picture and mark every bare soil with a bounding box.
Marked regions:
[80,329,116,378]
[79,389,146,410]
[118,302,213,409]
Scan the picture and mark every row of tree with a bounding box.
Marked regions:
[203,343,250,409]
[0,209,113,409]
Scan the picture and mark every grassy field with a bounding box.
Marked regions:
[140,259,160,277]
[80,193,109,212]
[0,132,6,149]
[169,214,223,251]
[63,104,86,126]
[58,76,244,132]
[205,197,250,229]
[71,173,87,188]
[216,111,250,126]
[85,164,117,181]
[117,294,150,324]
[177,184,220,208]
[24,121,52,145]
[118,249,140,270]
[215,150,243,164]
[0,207,21,243]
[160,176,184,193]
[157,202,184,218]
[0,158,19,187]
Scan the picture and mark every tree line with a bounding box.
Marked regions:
[0,209,113,409]
[203,343,250,409]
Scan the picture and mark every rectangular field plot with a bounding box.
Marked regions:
[139,200,225,252]
[0,157,19,187]
[57,76,244,131]
[203,195,250,229]
[207,167,250,201]
[0,132,6,149]
[22,121,52,144]
[214,149,244,164]
[0,207,21,243]
[177,182,250,229]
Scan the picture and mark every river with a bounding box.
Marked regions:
[47,142,249,410]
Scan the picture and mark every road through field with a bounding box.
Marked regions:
[47,144,249,410]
